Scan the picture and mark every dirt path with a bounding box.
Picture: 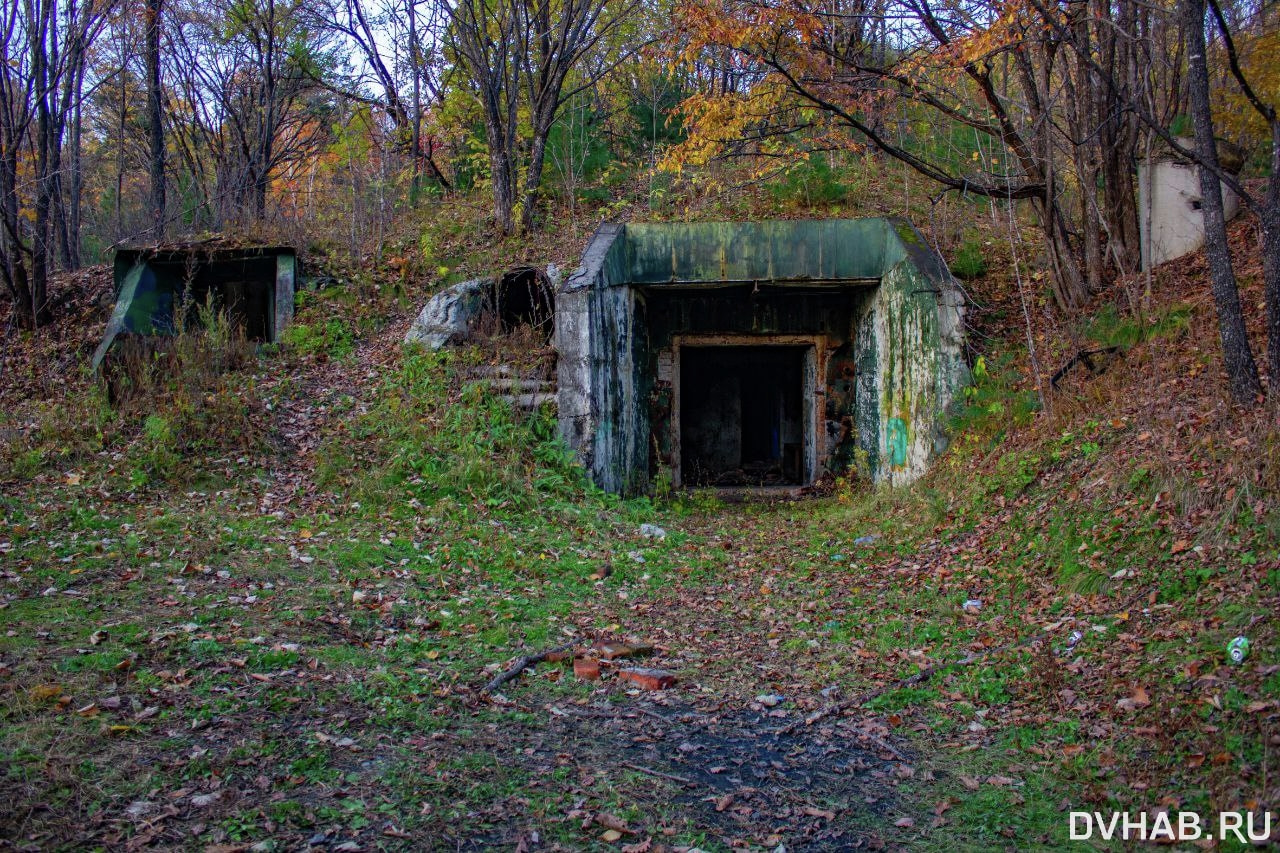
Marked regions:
[256,317,411,517]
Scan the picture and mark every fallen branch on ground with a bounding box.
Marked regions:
[481,641,576,695]
[620,762,695,786]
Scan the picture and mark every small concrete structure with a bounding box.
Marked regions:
[1139,138,1242,269]
[93,242,298,368]
[556,218,967,494]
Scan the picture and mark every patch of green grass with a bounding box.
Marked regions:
[279,319,355,360]
[949,237,988,280]
[1085,302,1193,350]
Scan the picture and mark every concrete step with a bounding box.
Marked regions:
[498,392,558,411]
[477,377,556,392]
[459,363,553,380]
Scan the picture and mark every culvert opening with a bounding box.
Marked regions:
[481,267,555,343]
[680,345,808,487]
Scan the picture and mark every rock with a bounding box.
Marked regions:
[404,278,492,349]
[617,667,677,691]
[755,694,785,708]
[638,524,667,539]
[574,658,601,681]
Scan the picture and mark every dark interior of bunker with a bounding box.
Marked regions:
[484,268,555,343]
[680,345,806,486]
[114,249,281,340]
[643,284,872,489]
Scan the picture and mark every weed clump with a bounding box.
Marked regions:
[0,299,267,487]
[319,348,580,508]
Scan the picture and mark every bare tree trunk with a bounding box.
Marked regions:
[1182,0,1262,404]
[488,139,517,236]
[66,72,82,269]
[29,0,54,328]
[116,65,126,237]
[407,0,422,202]
[1263,159,1280,390]
[146,0,165,240]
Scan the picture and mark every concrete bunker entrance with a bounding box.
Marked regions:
[679,344,811,487]
[557,219,968,495]
[146,256,277,340]
[93,244,300,371]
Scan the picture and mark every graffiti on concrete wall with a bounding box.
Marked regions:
[887,416,909,468]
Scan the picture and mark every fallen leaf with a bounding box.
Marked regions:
[595,813,631,833]
[802,806,836,820]
[1116,686,1151,712]
[29,684,63,702]
[895,817,915,828]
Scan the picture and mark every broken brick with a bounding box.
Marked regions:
[617,667,677,690]
[573,658,601,681]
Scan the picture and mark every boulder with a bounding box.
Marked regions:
[404,278,492,349]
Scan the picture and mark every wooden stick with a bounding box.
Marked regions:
[620,762,695,786]
[480,641,575,695]
[861,731,908,762]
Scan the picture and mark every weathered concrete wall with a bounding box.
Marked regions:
[557,218,965,494]
[557,224,650,494]
[1138,159,1241,268]
[622,220,888,283]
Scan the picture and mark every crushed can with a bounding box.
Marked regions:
[1227,636,1250,664]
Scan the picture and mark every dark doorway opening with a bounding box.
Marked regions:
[136,257,277,341]
[680,345,807,486]
[484,267,555,343]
